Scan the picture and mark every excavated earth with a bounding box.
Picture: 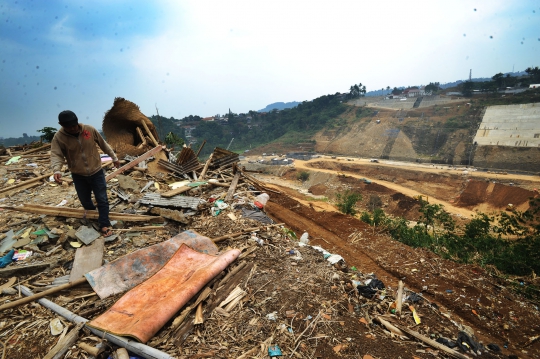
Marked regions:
[248,158,540,358]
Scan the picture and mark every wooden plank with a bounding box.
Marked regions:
[195,140,206,157]
[20,143,51,155]
[3,181,42,197]
[0,261,56,278]
[140,121,159,147]
[105,145,164,181]
[69,237,105,282]
[0,204,164,223]
[225,171,241,201]
[0,173,51,195]
[199,153,213,180]
[0,277,87,311]
[161,186,191,198]
[0,144,51,159]
[396,280,404,316]
[43,322,85,359]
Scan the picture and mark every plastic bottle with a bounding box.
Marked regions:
[255,193,269,206]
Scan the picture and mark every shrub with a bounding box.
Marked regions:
[367,194,382,211]
[297,171,310,182]
[360,211,372,225]
[336,191,362,215]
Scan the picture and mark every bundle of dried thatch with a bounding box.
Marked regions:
[102,97,160,158]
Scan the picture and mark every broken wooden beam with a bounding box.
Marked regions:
[207,180,231,188]
[105,145,164,181]
[0,277,87,311]
[20,143,51,155]
[140,120,159,147]
[199,153,213,180]
[195,140,206,157]
[113,226,165,232]
[0,173,51,195]
[150,207,189,224]
[0,261,57,279]
[43,322,84,359]
[396,280,404,316]
[225,171,241,202]
[395,324,470,359]
[161,185,192,198]
[0,204,164,223]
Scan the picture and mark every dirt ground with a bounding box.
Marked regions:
[255,169,540,359]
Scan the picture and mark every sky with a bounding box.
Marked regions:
[0,0,539,138]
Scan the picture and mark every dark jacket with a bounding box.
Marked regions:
[51,124,118,176]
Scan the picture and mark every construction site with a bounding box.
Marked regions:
[0,95,540,359]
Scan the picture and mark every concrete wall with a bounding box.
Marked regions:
[473,103,540,147]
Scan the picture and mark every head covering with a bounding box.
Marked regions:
[58,110,79,127]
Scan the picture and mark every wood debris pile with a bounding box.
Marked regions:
[0,142,520,358]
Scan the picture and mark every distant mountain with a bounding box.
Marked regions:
[258,101,300,112]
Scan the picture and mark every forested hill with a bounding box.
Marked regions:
[149,94,346,157]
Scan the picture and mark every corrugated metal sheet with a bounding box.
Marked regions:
[140,193,203,209]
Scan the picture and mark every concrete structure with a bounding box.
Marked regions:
[473,103,540,147]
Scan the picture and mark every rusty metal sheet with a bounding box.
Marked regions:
[87,244,240,343]
[85,230,219,299]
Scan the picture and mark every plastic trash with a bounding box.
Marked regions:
[0,249,14,268]
[215,199,228,210]
[356,279,385,299]
[300,232,309,244]
[487,343,501,352]
[268,345,282,357]
[5,156,21,165]
[255,193,269,206]
[436,337,457,348]
[50,318,64,335]
[251,234,264,246]
[13,250,32,261]
[407,292,423,303]
[457,331,481,354]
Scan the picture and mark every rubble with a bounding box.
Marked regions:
[0,138,539,359]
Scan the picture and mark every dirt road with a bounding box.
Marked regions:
[293,159,477,218]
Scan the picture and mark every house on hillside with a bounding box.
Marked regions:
[202,116,215,122]
[403,87,427,97]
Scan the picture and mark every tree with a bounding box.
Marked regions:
[425,82,441,93]
[165,132,184,149]
[525,66,540,82]
[460,80,474,97]
[392,87,403,95]
[492,72,505,88]
[37,127,57,143]
[349,83,366,98]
